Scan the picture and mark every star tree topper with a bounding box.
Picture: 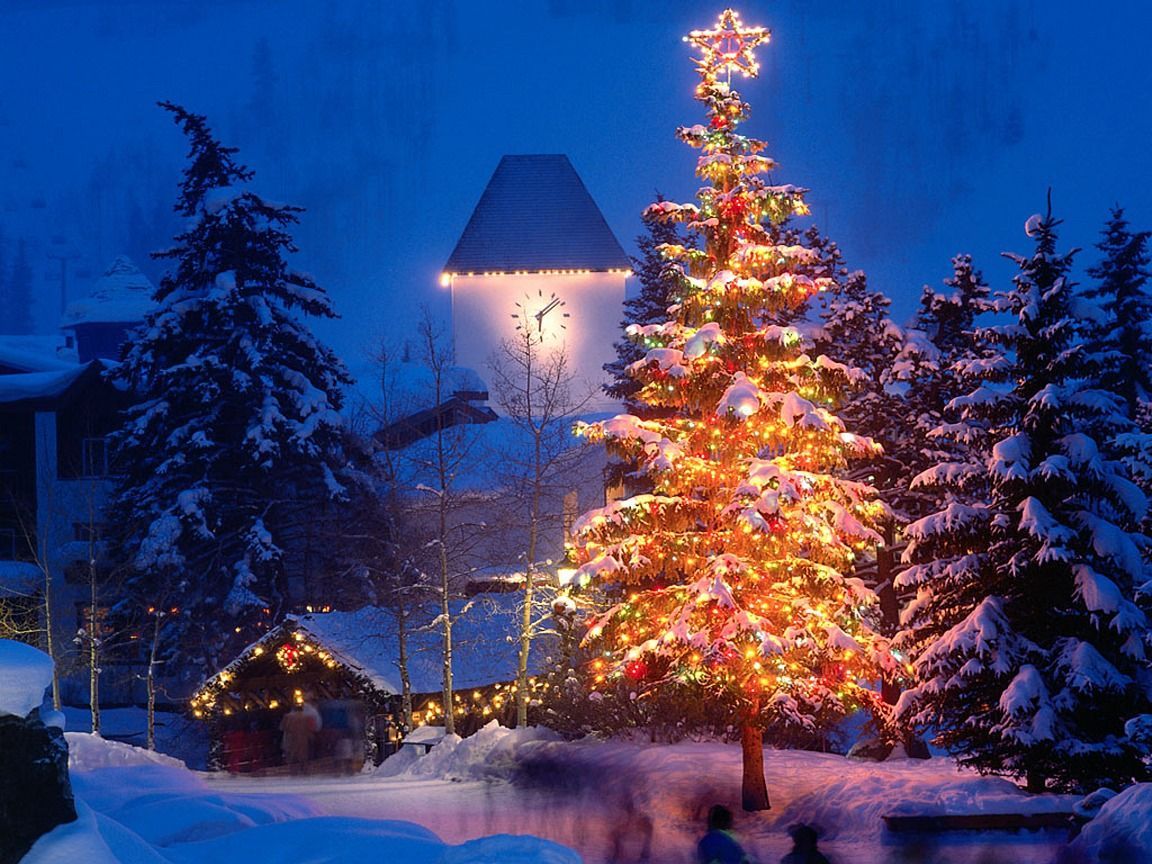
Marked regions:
[684,8,771,79]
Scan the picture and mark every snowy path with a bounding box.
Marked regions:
[203,741,1076,864]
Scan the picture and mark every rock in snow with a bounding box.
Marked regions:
[0,640,77,864]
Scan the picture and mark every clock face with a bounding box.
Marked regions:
[511,288,570,341]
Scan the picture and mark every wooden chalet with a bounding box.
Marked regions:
[191,594,553,773]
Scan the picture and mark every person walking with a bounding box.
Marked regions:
[279,705,314,773]
[781,824,830,864]
[698,805,750,864]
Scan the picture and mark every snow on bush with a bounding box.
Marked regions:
[1065,783,1152,861]
[0,638,54,718]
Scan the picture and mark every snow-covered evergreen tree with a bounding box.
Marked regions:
[603,204,684,410]
[109,103,352,678]
[774,222,847,324]
[814,271,906,493]
[566,10,892,811]
[899,207,1152,792]
[1083,207,1152,421]
[893,255,995,522]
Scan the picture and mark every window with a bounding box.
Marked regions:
[81,437,110,477]
[604,475,626,507]
[0,528,16,560]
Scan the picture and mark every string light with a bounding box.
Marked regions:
[566,8,892,726]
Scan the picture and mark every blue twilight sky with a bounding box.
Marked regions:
[1,0,1150,371]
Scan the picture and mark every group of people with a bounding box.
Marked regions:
[698,805,830,864]
[278,698,365,774]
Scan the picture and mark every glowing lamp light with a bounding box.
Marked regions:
[439,273,452,288]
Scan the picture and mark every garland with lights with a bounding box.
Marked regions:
[565,9,896,812]
[189,622,554,737]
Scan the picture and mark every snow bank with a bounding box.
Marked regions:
[66,732,187,771]
[0,638,54,718]
[377,720,563,781]
[23,800,167,864]
[71,763,320,846]
[54,730,580,862]
[1065,783,1152,861]
[441,834,581,864]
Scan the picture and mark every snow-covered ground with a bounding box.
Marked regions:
[26,721,1150,864]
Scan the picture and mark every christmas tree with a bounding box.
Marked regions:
[566,10,891,811]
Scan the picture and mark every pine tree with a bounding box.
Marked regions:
[109,103,352,679]
[1083,207,1152,420]
[603,202,685,410]
[899,205,1152,792]
[893,255,995,523]
[565,10,891,811]
[917,254,991,360]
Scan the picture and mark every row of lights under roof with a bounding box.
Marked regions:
[440,268,632,286]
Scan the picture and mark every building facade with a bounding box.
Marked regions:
[442,155,631,410]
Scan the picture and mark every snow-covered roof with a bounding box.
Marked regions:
[346,358,489,421]
[199,592,544,699]
[443,155,631,275]
[292,593,535,693]
[392,412,608,494]
[62,256,155,327]
[0,364,93,406]
[0,560,41,597]
[0,335,73,374]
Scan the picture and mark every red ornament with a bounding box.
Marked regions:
[710,114,728,129]
[624,659,649,680]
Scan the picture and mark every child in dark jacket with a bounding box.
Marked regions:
[697,805,750,864]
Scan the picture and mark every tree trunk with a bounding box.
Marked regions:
[1025,770,1045,793]
[89,557,100,736]
[439,553,454,736]
[397,607,413,729]
[42,568,60,710]
[740,708,770,811]
[516,568,533,727]
[146,613,162,751]
[516,472,541,728]
[877,537,901,707]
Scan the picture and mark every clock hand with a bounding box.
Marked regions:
[539,297,562,317]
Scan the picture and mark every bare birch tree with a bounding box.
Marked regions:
[489,327,593,728]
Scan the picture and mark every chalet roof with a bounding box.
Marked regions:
[63,256,155,327]
[443,155,630,275]
[0,364,94,408]
[196,592,548,700]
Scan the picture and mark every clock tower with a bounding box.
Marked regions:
[442,155,630,410]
